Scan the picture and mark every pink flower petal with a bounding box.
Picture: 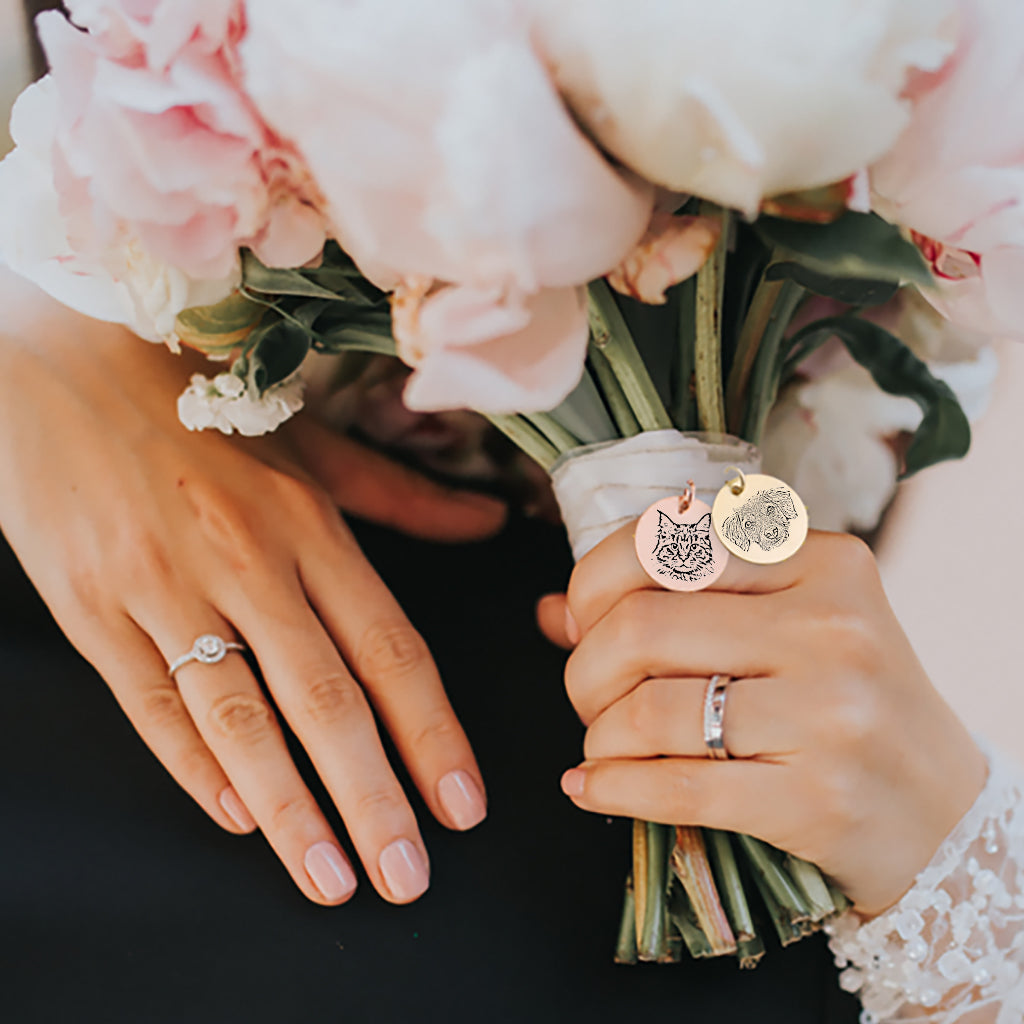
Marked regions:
[397,283,589,414]
[607,213,720,304]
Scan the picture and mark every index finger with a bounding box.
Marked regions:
[567,519,817,634]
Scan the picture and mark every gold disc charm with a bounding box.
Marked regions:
[712,468,808,564]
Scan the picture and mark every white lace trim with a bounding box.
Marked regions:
[826,740,1024,1023]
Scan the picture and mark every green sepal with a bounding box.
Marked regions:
[755,212,932,288]
[174,291,264,351]
[788,315,971,477]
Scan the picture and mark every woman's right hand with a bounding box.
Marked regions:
[0,270,506,906]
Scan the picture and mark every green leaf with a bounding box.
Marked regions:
[800,316,971,477]
[247,318,311,391]
[241,250,388,305]
[755,212,932,288]
[242,251,346,300]
[764,262,900,307]
[174,292,263,350]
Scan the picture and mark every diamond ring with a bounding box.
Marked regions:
[168,634,247,679]
[702,674,732,760]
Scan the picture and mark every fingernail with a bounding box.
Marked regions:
[438,770,487,831]
[561,768,586,798]
[379,839,430,902]
[218,786,257,832]
[304,842,357,902]
[564,606,581,646]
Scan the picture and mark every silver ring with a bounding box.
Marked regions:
[168,634,246,679]
[702,674,732,760]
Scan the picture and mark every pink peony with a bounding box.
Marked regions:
[607,213,721,305]
[392,276,589,414]
[240,0,653,413]
[870,0,1024,339]
[35,0,326,283]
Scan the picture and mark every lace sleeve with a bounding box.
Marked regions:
[825,740,1024,1024]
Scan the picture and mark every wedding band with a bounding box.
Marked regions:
[702,674,731,760]
[168,634,246,679]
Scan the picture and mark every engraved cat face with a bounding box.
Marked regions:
[651,510,716,583]
[721,487,798,552]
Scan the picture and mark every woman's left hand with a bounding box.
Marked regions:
[538,527,988,916]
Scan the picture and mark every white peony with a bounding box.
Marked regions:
[0,78,236,344]
[530,0,957,216]
[762,291,997,533]
[177,371,305,436]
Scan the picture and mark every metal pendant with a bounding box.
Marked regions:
[711,468,808,565]
[634,482,729,592]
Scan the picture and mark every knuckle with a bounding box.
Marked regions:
[181,479,266,574]
[64,559,108,613]
[626,683,661,741]
[272,470,335,525]
[139,685,188,729]
[827,533,878,583]
[267,793,313,834]
[607,592,654,654]
[357,623,430,681]
[354,787,404,822]
[825,677,883,750]
[302,671,364,726]
[209,692,275,745]
[408,712,462,756]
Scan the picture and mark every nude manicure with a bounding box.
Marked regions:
[438,770,487,831]
[218,786,257,832]
[379,839,430,902]
[304,842,357,902]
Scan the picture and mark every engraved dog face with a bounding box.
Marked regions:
[721,487,798,553]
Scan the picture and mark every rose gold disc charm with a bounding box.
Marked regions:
[712,468,808,565]
[634,482,729,592]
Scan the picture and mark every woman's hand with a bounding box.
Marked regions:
[0,271,505,907]
[538,525,988,915]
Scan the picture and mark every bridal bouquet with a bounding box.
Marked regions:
[2,0,1019,965]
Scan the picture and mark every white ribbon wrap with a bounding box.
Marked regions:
[550,430,762,562]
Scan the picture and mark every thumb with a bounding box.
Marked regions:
[286,416,507,543]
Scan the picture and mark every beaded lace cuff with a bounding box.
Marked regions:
[826,741,1024,1023]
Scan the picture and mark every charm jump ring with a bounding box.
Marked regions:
[168,634,247,679]
[723,465,747,497]
[702,674,732,760]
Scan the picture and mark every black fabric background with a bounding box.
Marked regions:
[0,516,860,1024]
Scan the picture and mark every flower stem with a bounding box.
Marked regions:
[588,343,642,437]
[668,884,715,958]
[614,877,639,965]
[725,277,786,433]
[522,412,582,455]
[483,415,559,470]
[635,820,672,961]
[588,282,673,433]
[740,280,805,444]
[694,202,730,433]
[785,854,837,923]
[671,276,698,431]
[736,834,813,922]
[706,831,766,968]
[671,827,736,955]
